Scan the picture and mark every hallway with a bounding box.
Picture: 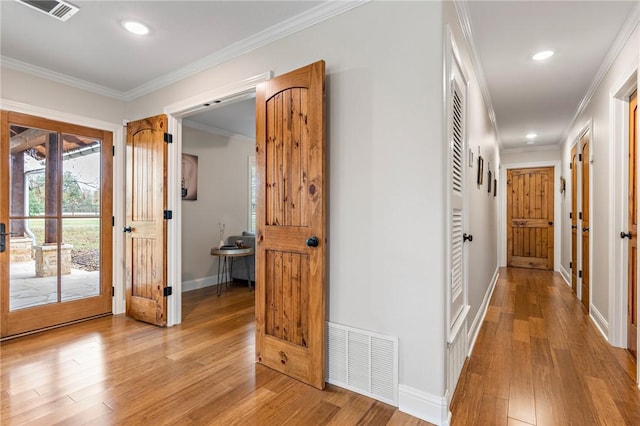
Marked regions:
[450,267,640,425]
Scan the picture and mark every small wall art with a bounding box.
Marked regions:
[488,170,492,193]
[182,153,198,201]
[493,178,497,197]
[477,155,484,185]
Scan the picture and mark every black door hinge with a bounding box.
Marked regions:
[569,212,572,219]
[112,286,115,297]
[570,163,573,169]
[164,133,173,143]
[579,271,582,278]
[112,146,115,156]
[569,261,572,270]
[163,286,172,297]
[578,154,582,161]
[112,216,115,227]
[164,210,172,220]
[579,212,583,220]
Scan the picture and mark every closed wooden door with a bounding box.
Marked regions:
[571,146,578,293]
[507,167,554,270]
[581,134,590,311]
[0,111,113,338]
[255,61,326,389]
[125,115,168,326]
[628,90,637,357]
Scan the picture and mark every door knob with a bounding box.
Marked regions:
[621,231,632,239]
[582,227,589,232]
[306,236,319,247]
[571,225,577,229]
[463,233,473,243]
[123,226,132,233]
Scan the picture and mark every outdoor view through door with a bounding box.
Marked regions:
[0,111,113,338]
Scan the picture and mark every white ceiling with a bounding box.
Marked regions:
[1,1,638,148]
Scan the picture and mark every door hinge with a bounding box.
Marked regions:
[569,261,572,269]
[164,133,173,143]
[163,286,172,297]
[163,210,173,220]
[112,146,115,156]
[112,216,115,227]
[112,286,115,297]
[569,163,573,169]
[569,212,572,219]
[579,270,582,278]
[579,212,583,220]
[578,154,582,161]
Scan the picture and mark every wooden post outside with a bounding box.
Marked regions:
[44,132,59,244]
[9,151,25,237]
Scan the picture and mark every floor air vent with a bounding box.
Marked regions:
[327,322,398,405]
[17,1,80,22]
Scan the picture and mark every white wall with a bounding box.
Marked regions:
[501,147,561,165]
[561,24,639,331]
[127,1,448,405]
[181,126,254,286]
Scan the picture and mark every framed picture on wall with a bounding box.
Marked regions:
[182,153,198,201]
[494,178,497,197]
[488,170,492,193]
[477,156,484,185]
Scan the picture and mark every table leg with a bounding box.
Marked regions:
[244,255,253,291]
[217,256,223,297]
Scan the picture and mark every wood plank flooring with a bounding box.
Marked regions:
[1,283,431,425]
[451,267,640,425]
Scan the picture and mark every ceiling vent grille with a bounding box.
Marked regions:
[17,0,79,22]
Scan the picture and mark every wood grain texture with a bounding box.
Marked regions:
[1,110,113,338]
[506,168,554,270]
[571,145,578,294]
[451,267,640,426]
[125,114,168,326]
[580,134,590,311]
[0,286,432,425]
[256,61,326,389]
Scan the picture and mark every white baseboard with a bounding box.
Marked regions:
[558,264,571,287]
[182,275,219,292]
[399,385,449,426]
[590,304,609,341]
[467,267,499,356]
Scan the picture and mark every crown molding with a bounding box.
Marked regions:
[453,0,503,149]
[559,3,640,145]
[0,56,128,101]
[2,0,368,102]
[501,143,562,155]
[182,118,254,143]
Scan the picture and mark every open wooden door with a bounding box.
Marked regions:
[125,115,168,326]
[255,61,326,389]
[571,146,578,293]
[628,91,637,358]
[506,167,554,270]
[581,133,590,311]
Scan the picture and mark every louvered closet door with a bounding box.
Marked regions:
[449,59,466,328]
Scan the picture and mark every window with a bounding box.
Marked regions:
[248,155,257,233]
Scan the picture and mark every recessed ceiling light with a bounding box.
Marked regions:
[122,20,149,35]
[532,50,554,61]
[526,132,537,139]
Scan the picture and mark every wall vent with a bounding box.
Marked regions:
[327,322,398,406]
[17,1,80,22]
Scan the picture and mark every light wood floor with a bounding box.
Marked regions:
[451,267,640,425]
[1,283,430,425]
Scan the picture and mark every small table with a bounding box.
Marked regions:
[210,246,255,296]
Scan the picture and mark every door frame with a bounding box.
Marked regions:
[609,65,638,365]
[499,159,561,272]
[576,124,592,312]
[0,98,125,315]
[162,72,272,326]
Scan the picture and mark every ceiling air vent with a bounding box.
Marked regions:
[17,0,79,22]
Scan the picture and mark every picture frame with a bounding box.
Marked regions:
[493,178,497,197]
[477,155,484,185]
[181,153,198,201]
[488,170,492,193]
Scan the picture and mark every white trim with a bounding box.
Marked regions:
[499,160,561,272]
[164,72,271,326]
[182,119,254,142]
[608,65,638,348]
[467,267,499,356]
[182,276,220,293]
[398,385,449,426]
[559,4,640,148]
[453,0,502,148]
[501,144,561,155]
[2,1,368,101]
[0,98,125,314]
[558,264,571,287]
[590,305,609,341]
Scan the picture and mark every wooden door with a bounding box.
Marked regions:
[0,111,112,338]
[255,61,326,389]
[571,146,578,293]
[581,134,590,311]
[125,115,168,326]
[628,91,637,357]
[506,167,554,270]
